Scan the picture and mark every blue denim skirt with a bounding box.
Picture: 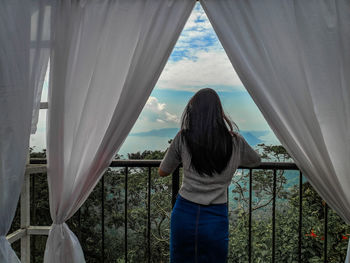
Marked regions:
[170,194,228,263]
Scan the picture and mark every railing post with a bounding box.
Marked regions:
[272,169,276,263]
[125,166,128,263]
[101,175,105,263]
[172,167,180,208]
[323,202,328,263]
[248,169,252,263]
[21,162,30,262]
[31,172,36,263]
[147,167,152,263]
[298,171,303,263]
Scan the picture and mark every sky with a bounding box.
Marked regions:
[30,3,280,156]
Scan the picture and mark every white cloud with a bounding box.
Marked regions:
[156,119,165,123]
[157,3,244,92]
[146,96,165,111]
[182,4,212,32]
[157,48,244,92]
[164,111,179,123]
[172,4,218,52]
[144,97,179,123]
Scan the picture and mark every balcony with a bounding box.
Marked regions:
[6,159,350,263]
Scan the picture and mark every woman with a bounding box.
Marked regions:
[158,88,261,263]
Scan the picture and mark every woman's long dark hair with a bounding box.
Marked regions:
[181,88,238,176]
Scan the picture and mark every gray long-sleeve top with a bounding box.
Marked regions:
[160,131,261,205]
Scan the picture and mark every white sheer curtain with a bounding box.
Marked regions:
[201,0,350,260]
[44,0,195,262]
[0,0,52,262]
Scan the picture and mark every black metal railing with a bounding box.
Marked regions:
[28,159,332,263]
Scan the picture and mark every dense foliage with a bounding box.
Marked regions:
[9,145,350,262]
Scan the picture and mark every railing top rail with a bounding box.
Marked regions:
[30,158,298,170]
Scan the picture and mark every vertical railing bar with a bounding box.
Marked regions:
[172,167,180,208]
[147,167,151,263]
[226,187,230,262]
[101,175,105,263]
[31,174,36,263]
[249,169,252,263]
[272,169,276,263]
[324,203,328,263]
[78,208,81,243]
[227,186,229,209]
[298,171,302,263]
[21,163,30,262]
[125,166,128,263]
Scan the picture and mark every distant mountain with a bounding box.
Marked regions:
[240,131,269,146]
[130,128,179,138]
[246,130,269,138]
[130,128,269,146]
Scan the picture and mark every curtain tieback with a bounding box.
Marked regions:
[51,222,68,240]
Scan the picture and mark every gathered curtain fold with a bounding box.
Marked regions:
[44,0,195,262]
[201,0,350,261]
[0,0,52,262]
